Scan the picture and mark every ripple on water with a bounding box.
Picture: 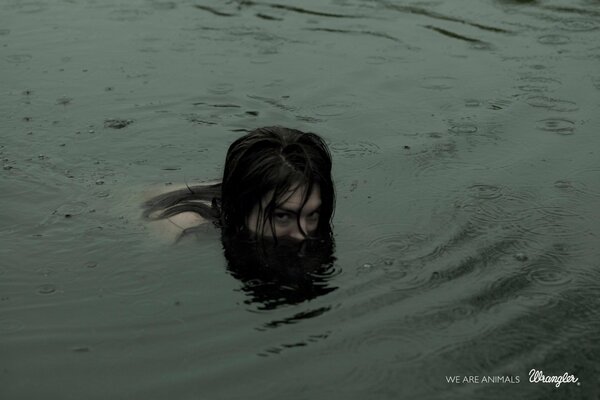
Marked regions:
[367,232,430,255]
[425,131,448,139]
[313,102,356,117]
[101,270,164,296]
[487,98,513,110]
[420,76,456,90]
[537,34,571,45]
[537,117,575,134]
[349,228,424,283]
[402,304,481,349]
[0,319,25,334]
[54,201,88,217]
[516,84,549,93]
[437,329,541,381]
[566,167,600,197]
[533,204,580,218]
[467,184,504,200]
[365,56,390,65]
[515,292,560,310]
[553,180,574,190]
[560,18,598,31]
[448,122,478,134]
[464,99,482,107]
[5,54,33,64]
[457,185,538,224]
[414,159,488,178]
[258,331,331,357]
[517,76,561,94]
[471,41,496,51]
[489,229,548,260]
[526,95,579,112]
[36,283,58,295]
[417,304,477,331]
[208,83,234,95]
[516,211,587,239]
[526,258,573,287]
[418,221,482,262]
[336,358,405,392]
[330,141,381,158]
[325,321,427,382]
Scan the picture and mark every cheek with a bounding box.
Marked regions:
[262,221,276,237]
[245,207,260,233]
[246,210,275,237]
[270,223,288,237]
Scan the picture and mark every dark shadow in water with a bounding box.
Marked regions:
[193,5,237,17]
[255,13,283,21]
[244,1,365,18]
[377,2,513,33]
[257,306,332,329]
[424,25,493,47]
[495,0,539,4]
[222,233,338,310]
[306,27,403,43]
[541,5,600,17]
[257,330,332,357]
[197,1,367,19]
[263,3,362,18]
[428,238,518,283]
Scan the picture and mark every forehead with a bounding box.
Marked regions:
[266,184,322,211]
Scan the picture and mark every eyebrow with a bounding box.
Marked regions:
[275,205,321,214]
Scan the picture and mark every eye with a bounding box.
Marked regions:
[307,211,320,223]
[274,212,292,224]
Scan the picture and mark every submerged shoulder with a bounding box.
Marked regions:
[143,181,219,242]
[168,211,206,229]
[148,211,208,243]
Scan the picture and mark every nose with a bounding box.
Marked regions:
[288,220,308,241]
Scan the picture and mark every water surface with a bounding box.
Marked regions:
[1,0,600,398]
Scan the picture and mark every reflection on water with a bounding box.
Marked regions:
[222,234,338,310]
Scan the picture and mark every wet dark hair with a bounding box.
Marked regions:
[220,126,334,238]
[143,126,335,240]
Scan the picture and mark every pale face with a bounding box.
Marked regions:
[246,184,322,240]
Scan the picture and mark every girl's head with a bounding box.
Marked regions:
[220,126,334,239]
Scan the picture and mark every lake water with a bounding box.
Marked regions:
[1,0,599,399]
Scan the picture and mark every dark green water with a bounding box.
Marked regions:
[1,0,600,399]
